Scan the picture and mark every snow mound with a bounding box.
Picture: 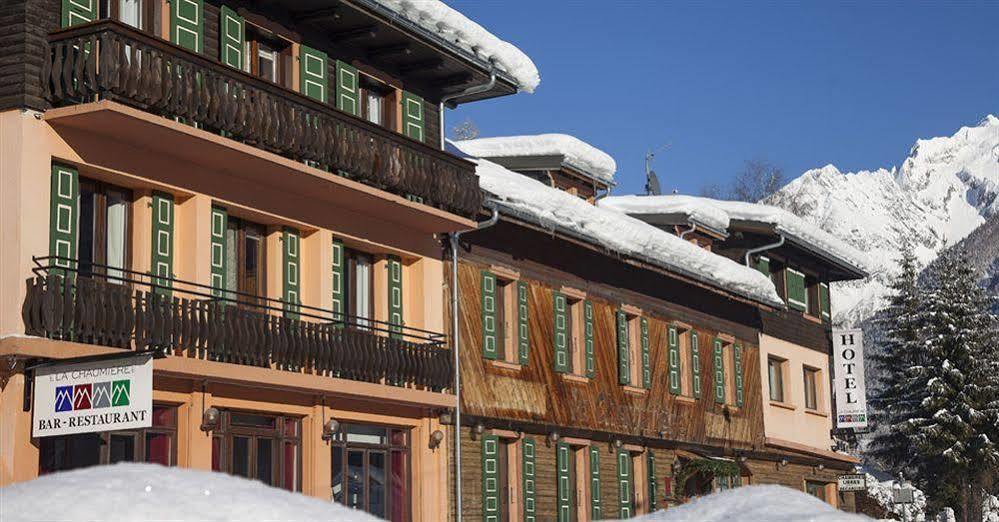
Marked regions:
[374,0,540,93]
[631,485,873,522]
[473,158,783,307]
[1,463,380,522]
[453,134,617,183]
[597,195,731,234]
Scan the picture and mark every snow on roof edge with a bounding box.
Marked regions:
[453,134,617,183]
[598,195,731,233]
[474,160,784,307]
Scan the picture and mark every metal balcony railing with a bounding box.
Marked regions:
[42,20,482,218]
[22,256,452,392]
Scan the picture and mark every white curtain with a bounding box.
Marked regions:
[119,0,142,29]
[354,258,371,328]
[105,191,127,283]
[366,93,382,125]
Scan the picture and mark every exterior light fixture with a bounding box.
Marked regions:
[200,407,220,432]
[613,439,623,449]
[778,458,789,468]
[321,418,340,442]
[738,455,748,463]
[473,423,485,438]
[817,463,825,471]
[429,430,445,449]
[438,411,454,425]
[547,432,560,446]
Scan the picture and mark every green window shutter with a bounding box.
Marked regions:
[481,271,498,360]
[616,311,630,385]
[219,6,244,68]
[754,255,770,277]
[589,446,601,519]
[640,317,651,389]
[61,0,96,27]
[49,164,79,274]
[171,0,204,53]
[517,281,530,365]
[482,434,500,522]
[553,292,569,373]
[151,191,174,296]
[401,91,425,142]
[734,343,745,407]
[387,255,403,338]
[667,326,680,394]
[617,449,632,518]
[300,45,329,103]
[522,437,536,522]
[691,331,702,399]
[713,339,726,404]
[282,228,301,318]
[335,60,360,116]
[647,451,657,509]
[210,206,228,298]
[331,239,345,324]
[819,283,831,321]
[556,441,573,522]
[785,268,807,312]
[584,301,595,378]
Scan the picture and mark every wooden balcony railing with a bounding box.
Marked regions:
[21,257,452,392]
[42,20,482,218]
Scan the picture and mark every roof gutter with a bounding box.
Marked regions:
[446,201,499,522]
[744,234,785,267]
[678,222,697,240]
[439,71,497,150]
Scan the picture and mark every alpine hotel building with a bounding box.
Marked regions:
[0,0,869,520]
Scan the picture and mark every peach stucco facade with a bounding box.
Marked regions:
[757,333,834,452]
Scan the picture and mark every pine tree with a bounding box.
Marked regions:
[869,245,927,473]
[903,248,999,521]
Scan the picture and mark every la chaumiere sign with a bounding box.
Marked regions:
[832,328,868,430]
[32,353,153,438]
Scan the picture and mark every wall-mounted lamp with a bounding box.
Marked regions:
[738,455,748,463]
[816,463,825,471]
[613,439,623,449]
[547,431,560,446]
[429,430,445,449]
[438,411,454,425]
[321,418,340,442]
[200,407,220,432]
[778,458,789,468]
[472,423,485,440]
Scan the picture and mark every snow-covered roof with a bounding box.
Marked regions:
[2,463,381,521]
[472,158,783,307]
[599,195,870,277]
[598,195,730,235]
[453,134,617,184]
[633,485,874,522]
[372,0,540,93]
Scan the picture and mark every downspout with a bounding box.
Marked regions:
[439,71,497,150]
[744,234,786,267]
[679,222,698,240]
[447,201,499,521]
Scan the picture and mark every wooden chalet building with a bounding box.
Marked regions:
[446,137,864,520]
[0,0,538,520]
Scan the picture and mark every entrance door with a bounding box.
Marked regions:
[331,424,411,521]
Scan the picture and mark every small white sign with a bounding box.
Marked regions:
[837,474,867,492]
[32,353,153,438]
[832,328,868,429]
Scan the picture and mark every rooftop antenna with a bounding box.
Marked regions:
[645,143,671,196]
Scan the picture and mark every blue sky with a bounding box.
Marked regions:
[449,1,999,197]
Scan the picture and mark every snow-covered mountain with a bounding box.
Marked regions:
[766,115,999,326]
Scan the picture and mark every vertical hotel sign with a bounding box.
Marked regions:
[832,328,868,429]
[32,353,153,437]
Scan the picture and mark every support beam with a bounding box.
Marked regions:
[330,25,378,42]
[398,58,444,74]
[366,43,412,59]
[432,72,473,88]
[294,7,340,23]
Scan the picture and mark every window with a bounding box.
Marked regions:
[564,296,586,375]
[806,275,822,317]
[243,25,292,88]
[39,405,177,474]
[78,179,131,282]
[616,310,647,388]
[344,249,374,328]
[359,75,395,129]
[102,0,155,31]
[805,480,829,502]
[332,424,410,521]
[768,357,786,403]
[212,411,301,492]
[803,366,820,410]
[225,218,266,301]
[714,474,743,491]
[785,267,808,312]
[482,271,520,364]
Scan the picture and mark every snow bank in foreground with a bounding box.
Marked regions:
[1,463,379,522]
[631,485,873,522]
[473,159,783,307]
[598,195,731,233]
[374,0,540,92]
[454,134,617,183]
[861,473,926,522]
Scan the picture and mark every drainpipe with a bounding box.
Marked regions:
[447,201,499,521]
[679,222,698,240]
[744,234,785,267]
[439,71,497,150]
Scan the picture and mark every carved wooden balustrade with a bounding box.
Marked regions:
[42,21,482,218]
[22,257,452,392]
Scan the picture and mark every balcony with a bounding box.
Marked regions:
[41,21,482,219]
[21,257,452,392]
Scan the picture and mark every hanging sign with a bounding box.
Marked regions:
[837,474,867,492]
[32,353,153,437]
[832,328,868,429]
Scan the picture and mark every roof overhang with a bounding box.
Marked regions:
[729,220,868,281]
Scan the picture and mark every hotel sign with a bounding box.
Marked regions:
[832,328,868,429]
[32,353,153,437]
